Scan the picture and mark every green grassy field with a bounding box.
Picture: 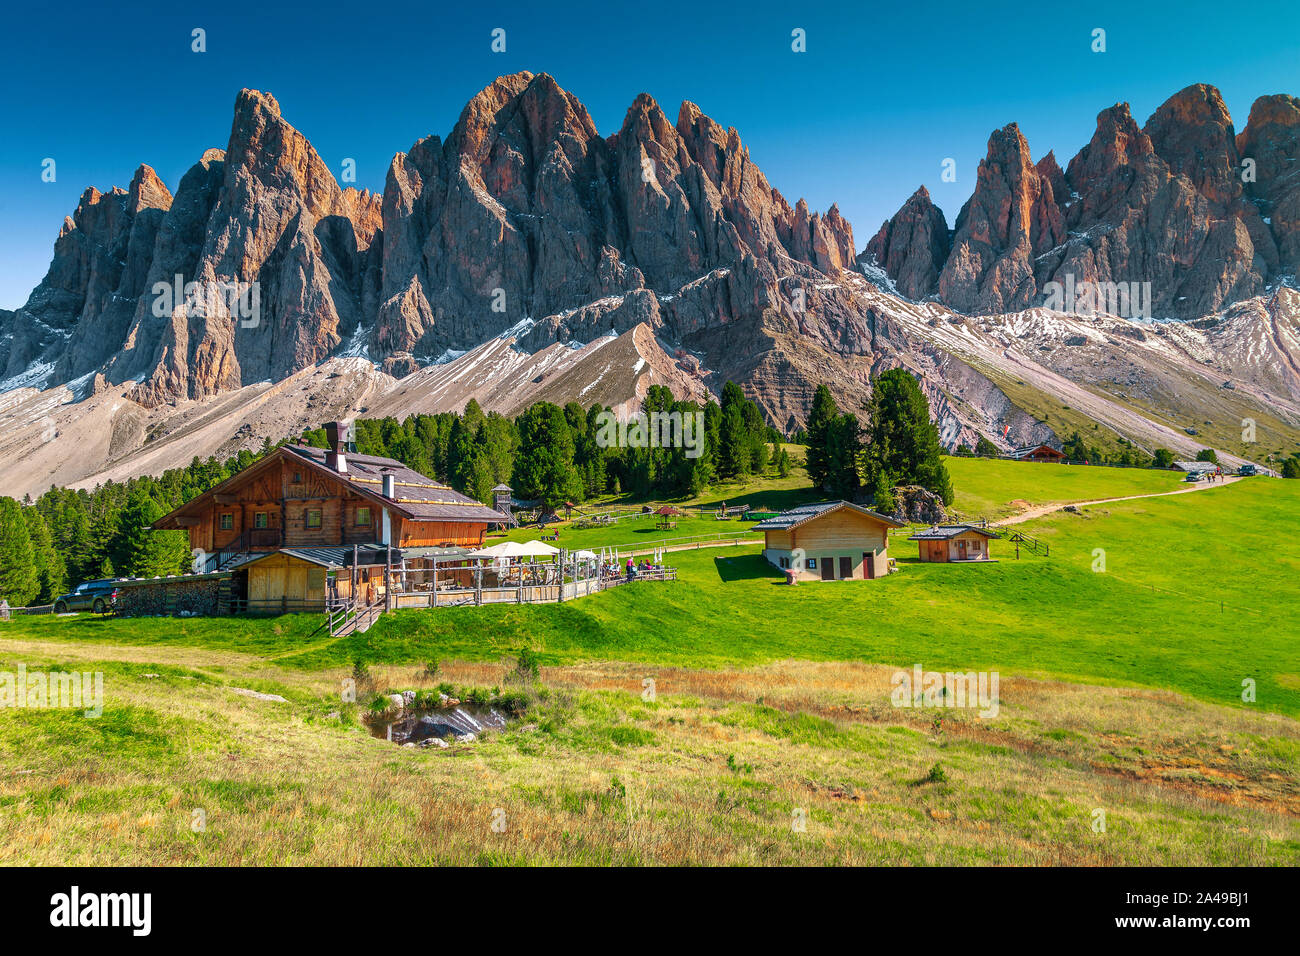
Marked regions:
[944,456,1185,519]
[2,460,1296,865]
[8,471,1295,714]
[281,476,1300,716]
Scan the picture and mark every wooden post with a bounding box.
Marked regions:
[475,561,482,605]
[558,549,566,603]
[385,547,392,614]
[432,557,438,608]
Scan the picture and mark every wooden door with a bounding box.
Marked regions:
[957,540,968,560]
[864,552,876,579]
[820,559,834,581]
[839,556,852,579]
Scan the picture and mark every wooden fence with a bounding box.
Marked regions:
[1,604,55,617]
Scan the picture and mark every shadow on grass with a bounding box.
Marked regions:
[713,553,784,584]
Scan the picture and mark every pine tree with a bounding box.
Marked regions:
[0,497,39,606]
[119,492,189,578]
[870,470,896,514]
[718,402,750,478]
[513,402,582,508]
[825,413,862,499]
[863,368,954,505]
[22,506,66,603]
[805,385,839,490]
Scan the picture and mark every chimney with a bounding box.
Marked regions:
[381,468,396,499]
[325,420,351,474]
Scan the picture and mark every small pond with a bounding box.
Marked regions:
[365,705,508,746]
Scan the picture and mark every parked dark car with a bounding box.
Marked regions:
[53,580,119,614]
[1238,464,1258,477]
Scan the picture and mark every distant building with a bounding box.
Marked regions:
[909,525,1001,563]
[1170,460,1218,474]
[1010,443,1066,463]
[753,501,904,581]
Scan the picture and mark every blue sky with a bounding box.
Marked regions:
[2,0,1297,308]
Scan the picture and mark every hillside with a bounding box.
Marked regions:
[2,461,1296,865]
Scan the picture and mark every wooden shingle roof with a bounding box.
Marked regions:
[153,445,507,530]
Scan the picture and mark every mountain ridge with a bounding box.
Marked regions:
[1,74,1298,496]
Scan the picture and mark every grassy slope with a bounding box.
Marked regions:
[0,648,1294,865]
[358,479,1298,716]
[2,461,1296,865]
[945,456,1185,519]
[9,472,1296,717]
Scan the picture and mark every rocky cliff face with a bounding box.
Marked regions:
[938,123,1065,314]
[1238,93,1300,273]
[859,186,949,300]
[0,167,173,391]
[2,75,1298,467]
[372,73,853,374]
[112,91,382,406]
[870,84,1300,319]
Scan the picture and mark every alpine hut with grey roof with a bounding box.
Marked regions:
[909,525,1001,563]
[752,501,905,582]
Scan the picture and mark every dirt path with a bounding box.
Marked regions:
[992,475,1241,527]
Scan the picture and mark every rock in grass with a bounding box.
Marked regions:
[230,687,288,703]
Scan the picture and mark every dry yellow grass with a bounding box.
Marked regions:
[1,636,1295,866]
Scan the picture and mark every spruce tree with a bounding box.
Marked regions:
[719,402,750,478]
[805,385,839,491]
[22,506,66,603]
[119,492,189,578]
[825,413,862,499]
[513,402,582,508]
[0,497,38,606]
[863,368,954,505]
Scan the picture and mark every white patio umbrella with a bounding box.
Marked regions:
[514,540,560,558]
[468,540,559,559]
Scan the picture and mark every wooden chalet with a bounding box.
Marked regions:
[1010,443,1066,463]
[152,422,506,611]
[909,525,1001,562]
[753,501,904,582]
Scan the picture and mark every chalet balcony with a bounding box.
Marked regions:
[248,529,281,549]
[215,528,282,565]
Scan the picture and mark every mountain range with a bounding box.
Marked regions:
[1,72,1298,497]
